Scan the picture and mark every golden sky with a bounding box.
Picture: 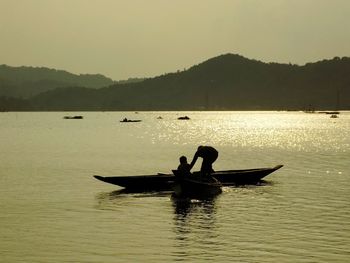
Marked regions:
[1,0,349,80]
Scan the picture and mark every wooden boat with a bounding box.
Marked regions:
[94,165,283,191]
[63,115,83,119]
[120,118,142,123]
[319,111,340,115]
[94,173,174,191]
[178,116,190,120]
[172,170,222,198]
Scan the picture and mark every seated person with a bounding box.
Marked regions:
[177,156,191,177]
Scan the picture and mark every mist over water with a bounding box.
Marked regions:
[1,111,349,262]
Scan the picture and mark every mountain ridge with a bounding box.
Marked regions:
[0,64,116,99]
[1,54,349,111]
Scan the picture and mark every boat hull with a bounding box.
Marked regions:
[172,174,222,198]
[120,120,142,122]
[94,165,283,191]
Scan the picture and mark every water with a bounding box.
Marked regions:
[1,111,349,262]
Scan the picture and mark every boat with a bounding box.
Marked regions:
[318,111,340,115]
[94,173,174,191]
[120,118,142,123]
[178,116,190,120]
[93,165,283,191]
[63,115,83,119]
[172,170,222,198]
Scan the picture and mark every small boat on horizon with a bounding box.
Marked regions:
[63,115,83,119]
[178,116,190,120]
[318,111,340,115]
[120,118,142,123]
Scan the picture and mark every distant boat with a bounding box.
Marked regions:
[178,116,190,120]
[120,118,142,123]
[63,115,83,119]
[318,111,340,114]
[157,116,163,119]
[330,114,338,118]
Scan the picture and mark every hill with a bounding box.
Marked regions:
[0,65,115,98]
[2,54,350,111]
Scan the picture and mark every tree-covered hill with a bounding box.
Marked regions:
[2,54,350,111]
[0,65,115,98]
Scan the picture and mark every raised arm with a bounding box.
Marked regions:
[189,152,199,170]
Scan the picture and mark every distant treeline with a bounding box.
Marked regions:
[1,54,349,111]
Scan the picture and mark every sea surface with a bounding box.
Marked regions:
[1,111,349,262]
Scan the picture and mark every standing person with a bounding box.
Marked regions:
[189,146,218,176]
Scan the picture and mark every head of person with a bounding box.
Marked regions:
[179,156,187,164]
[197,145,204,151]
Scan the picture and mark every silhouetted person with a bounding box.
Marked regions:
[177,156,191,177]
[190,146,218,176]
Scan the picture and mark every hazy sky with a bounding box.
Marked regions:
[1,0,349,80]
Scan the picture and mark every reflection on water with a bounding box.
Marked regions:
[95,190,172,210]
[172,196,218,220]
[1,111,350,262]
[171,196,219,261]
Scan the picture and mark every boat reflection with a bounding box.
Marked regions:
[171,195,218,218]
[94,189,171,210]
[171,195,220,260]
[95,179,271,211]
